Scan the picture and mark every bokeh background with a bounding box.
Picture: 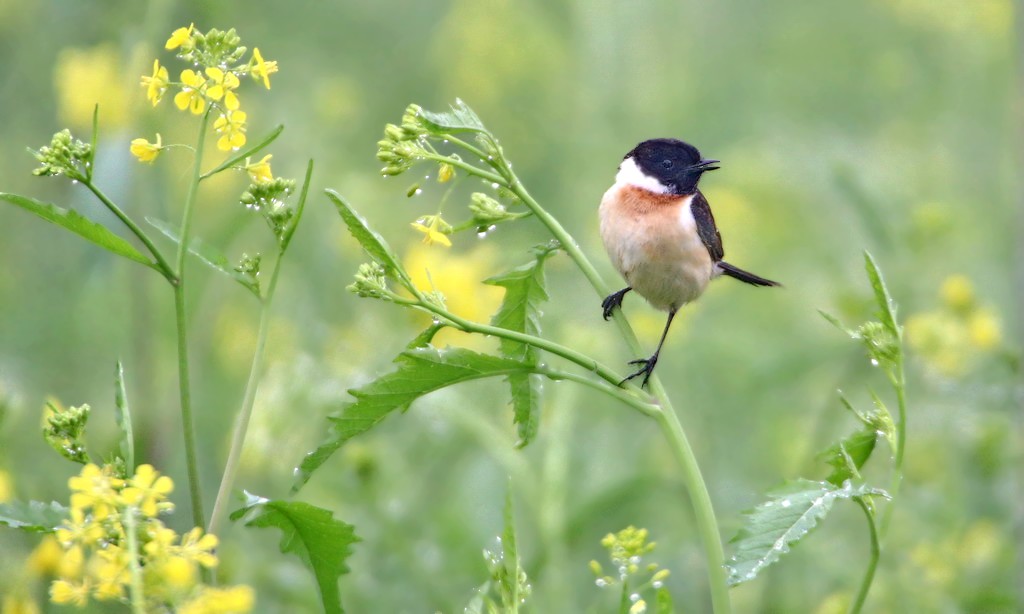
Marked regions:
[0,0,1019,611]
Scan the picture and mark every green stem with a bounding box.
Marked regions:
[174,110,211,529]
[122,508,147,614]
[208,254,285,538]
[849,498,881,614]
[880,355,907,538]
[83,181,176,282]
[536,368,658,418]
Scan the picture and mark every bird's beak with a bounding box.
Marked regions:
[693,159,720,172]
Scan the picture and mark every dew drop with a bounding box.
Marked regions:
[595,578,607,588]
[652,581,663,589]
[442,139,450,145]
[70,179,79,185]
[414,188,423,196]
[630,593,641,602]
[870,358,879,367]
[780,499,792,508]
[490,182,500,189]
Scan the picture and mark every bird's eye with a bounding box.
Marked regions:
[661,159,673,169]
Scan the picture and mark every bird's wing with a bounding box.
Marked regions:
[691,191,724,261]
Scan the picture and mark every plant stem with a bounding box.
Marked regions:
[849,498,880,614]
[880,355,907,538]
[83,181,176,282]
[123,508,147,614]
[208,254,285,538]
[174,110,210,529]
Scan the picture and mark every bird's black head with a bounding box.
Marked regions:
[625,138,719,195]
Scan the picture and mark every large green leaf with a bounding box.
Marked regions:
[418,99,488,134]
[0,192,156,270]
[325,189,411,288]
[294,347,534,492]
[0,500,69,533]
[484,244,556,447]
[146,217,260,298]
[726,479,887,586]
[231,494,358,614]
[818,428,877,486]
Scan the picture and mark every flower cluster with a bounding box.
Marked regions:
[134,24,279,158]
[30,129,93,180]
[42,400,90,465]
[906,275,1003,377]
[590,526,672,614]
[50,462,254,613]
[239,175,296,241]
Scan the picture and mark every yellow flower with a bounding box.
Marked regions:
[55,507,104,547]
[0,469,10,502]
[1,593,41,614]
[178,585,255,614]
[166,23,195,50]
[205,67,241,110]
[28,535,64,576]
[214,110,247,151]
[130,134,163,164]
[68,463,123,520]
[57,545,85,579]
[54,44,130,130]
[120,464,174,517]
[629,599,647,614]
[175,69,207,115]
[178,527,219,568]
[940,274,974,312]
[141,59,170,106]
[244,155,274,183]
[411,215,452,247]
[91,547,130,601]
[251,48,278,89]
[968,309,1001,350]
[49,579,91,607]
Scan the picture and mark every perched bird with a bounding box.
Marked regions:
[599,138,780,387]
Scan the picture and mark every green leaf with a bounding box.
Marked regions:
[114,361,134,472]
[231,494,358,614]
[294,347,534,492]
[819,428,877,486]
[147,217,261,298]
[863,252,898,339]
[325,189,412,288]
[406,323,444,349]
[201,124,284,180]
[838,390,897,455]
[0,500,69,533]
[484,244,557,447]
[280,159,314,252]
[0,193,157,270]
[655,587,674,614]
[726,479,888,586]
[818,310,854,337]
[418,99,488,134]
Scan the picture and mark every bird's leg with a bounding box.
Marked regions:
[620,308,677,388]
[601,287,633,320]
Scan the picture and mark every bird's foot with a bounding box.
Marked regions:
[601,287,632,320]
[619,353,659,388]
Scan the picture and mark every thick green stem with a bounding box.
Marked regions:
[174,110,210,529]
[208,255,285,537]
[83,181,176,282]
[849,498,881,614]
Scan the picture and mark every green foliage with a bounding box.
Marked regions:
[114,361,135,472]
[147,216,262,297]
[231,494,359,614]
[0,500,70,533]
[43,401,91,465]
[326,189,412,289]
[467,491,532,613]
[200,124,284,179]
[0,192,157,270]
[484,243,558,447]
[29,129,92,180]
[295,347,535,491]
[726,479,887,586]
[416,99,489,135]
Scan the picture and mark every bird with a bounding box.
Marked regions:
[599,138,780,387]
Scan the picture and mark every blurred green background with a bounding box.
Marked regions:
[0,0,1019,612]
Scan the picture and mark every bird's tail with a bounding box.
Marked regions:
[718,261,781,287]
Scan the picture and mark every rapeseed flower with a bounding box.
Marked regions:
[141,59,169,106]
[130,134,163,163]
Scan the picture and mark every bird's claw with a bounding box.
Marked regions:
[619,355,658,388]
[601,287,631,320]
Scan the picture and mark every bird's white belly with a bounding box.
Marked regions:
[600,188,713,312]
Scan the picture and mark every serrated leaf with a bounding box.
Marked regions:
[201,124,284,179]
[231,495,358,614]
[0,500,69,533]
[325,189,412,288]
[0,192,157,270]
[146,217,260,298]
[863,252,898,339]
[484,245,556,447]
[726,479,887,586]
[418,99,488,134]
[294,347,534,492]
[114,361,134,471]
[819,428,877,485]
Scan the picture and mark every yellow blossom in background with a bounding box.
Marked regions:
[178,585,255,614]
[251,48,278,89]
[205,67,241,110]
[214,110,247,151]
[178,527,220,568]
[166,23,195,50]
[175,69,207,115]
[28,535,64,577]
[120,463,174,517]
[968,309,1000,350]
[49,579,91,607]
[68,463,123,521]
[245,155,274,183]
[411,215,452,247]
[54,44,130,129]
[141,59,170,106]
[130,134,163,163]
[940,274,974,312]
[1,593,41,614]
[0,469,10,502]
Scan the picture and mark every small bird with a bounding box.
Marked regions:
[599,138,780,387]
